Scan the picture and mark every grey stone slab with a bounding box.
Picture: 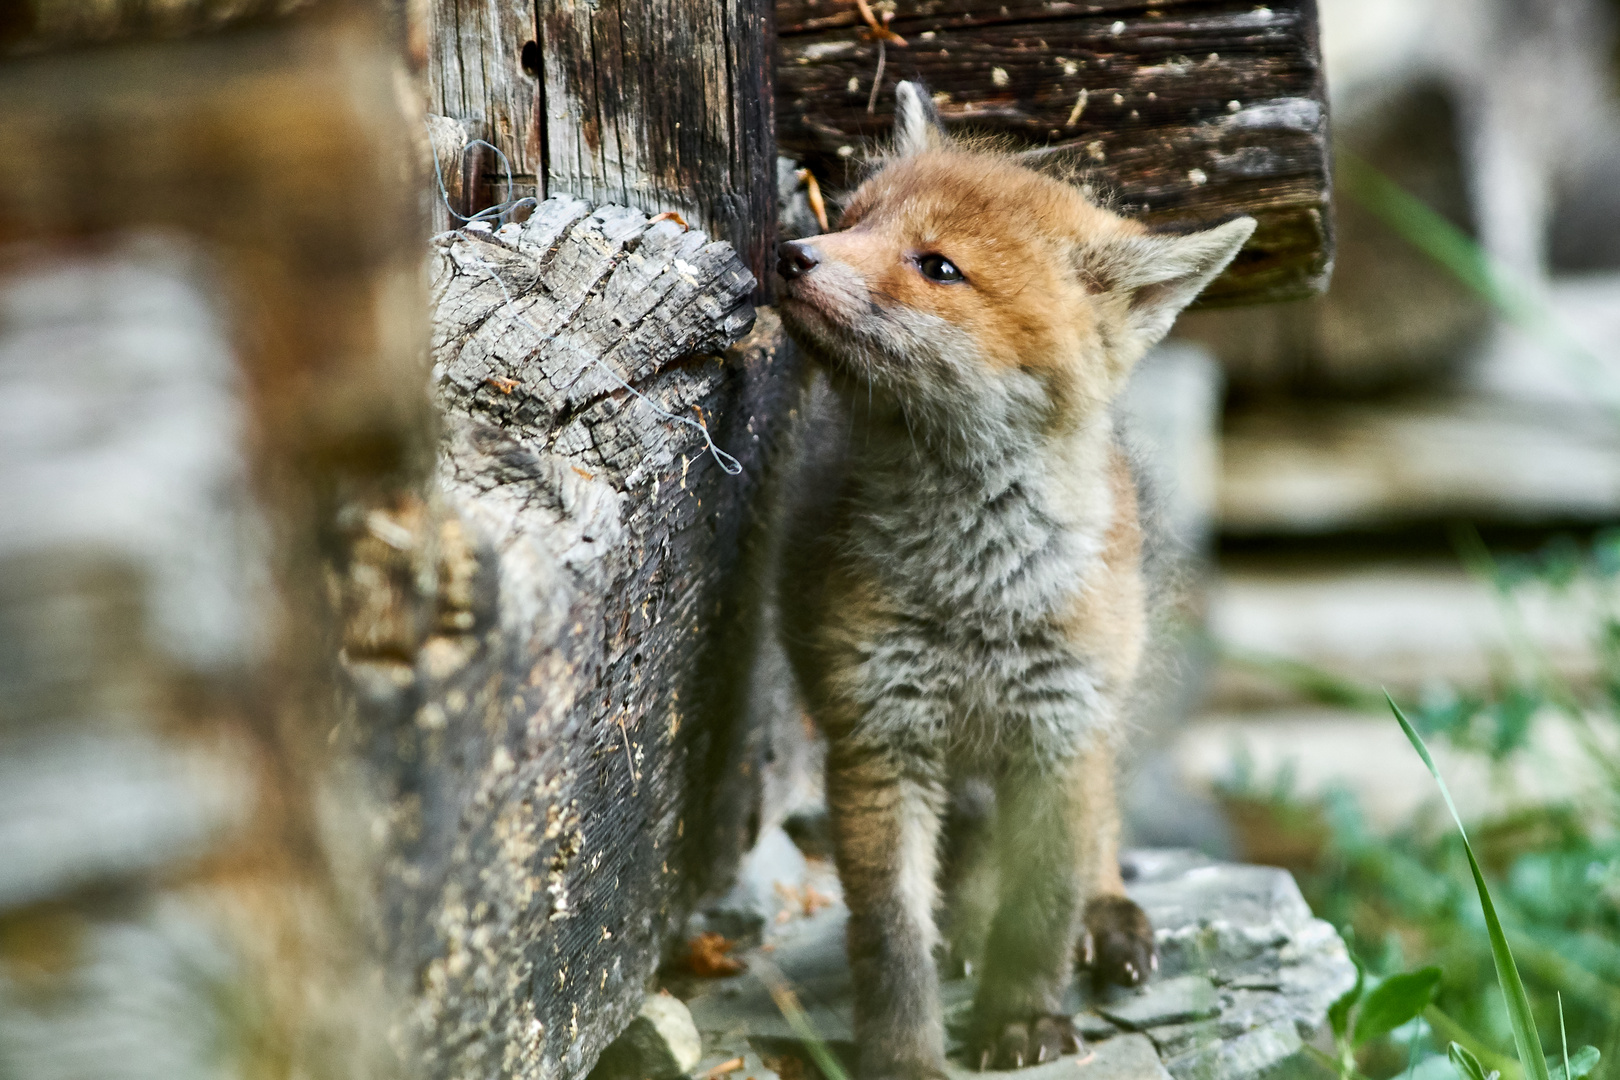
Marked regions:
[685,908,856,1049]
[1078,1034,1174,1080]
[1131,864,1316,982]
[1075,1011,1120,1041]
[588,994,703,1080]
[695,1050,782,1080]
[943,1034,1170,1080]
[680,850,1352,1080]
[1098,977,1221,1030]
[694,828,811,941]
[1163,1020,1303,1080]
[1146,1018,1227,1061]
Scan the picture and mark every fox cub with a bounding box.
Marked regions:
[773,83,1253,1078]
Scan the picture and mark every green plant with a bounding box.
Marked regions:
[1315,963,1443,1079]
[1220,532,1620,1078]
[1234,140,1620,1080]
[1390,693,1565,1080]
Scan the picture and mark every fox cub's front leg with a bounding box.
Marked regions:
[1074,738,1157,989]
[966,743,1156,1069]
[965,763,1087,1069]
[827,741,951,1080]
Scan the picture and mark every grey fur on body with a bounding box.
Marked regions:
[780,375,1123,765]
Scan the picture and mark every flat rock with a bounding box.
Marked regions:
[1077,1035,1175,1080]
[695,1049,781,1080]
[693,826,811,941]
[1163,1020,1303,1080]
[589,993,703,1080]
[942,1034,1171,1080]
[1098,976,1221,1030]
[1074,1012,1121,1041]
[681,850,1353,1080]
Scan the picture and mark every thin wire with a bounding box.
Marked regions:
[424,122,743,477]
[426,127,536,226]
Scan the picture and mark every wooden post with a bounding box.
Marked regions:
[398,3,791,1079]
[426,0,777,294]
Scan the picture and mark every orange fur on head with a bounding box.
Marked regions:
[776,84,1253,438]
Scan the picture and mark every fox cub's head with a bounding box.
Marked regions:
[777,82,1254,436]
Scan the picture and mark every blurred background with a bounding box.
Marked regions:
[1112,0,1620,1067]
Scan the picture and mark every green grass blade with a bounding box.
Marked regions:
[751,958,852,1080]
[1559,993,1569,1080]
[1339,151,1620,413]
[1547,997,1601,1080]
[1387,693,1550,1080]
[1337,152,1513,315]
[1452,1042,1493,1080]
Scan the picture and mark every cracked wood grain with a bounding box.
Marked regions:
[363,200,798,1080]
[427,0,777,296]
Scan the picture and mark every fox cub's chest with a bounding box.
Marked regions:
[827,458,1118,756]
[845,451,1106,622]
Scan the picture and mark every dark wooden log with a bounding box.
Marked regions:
[403,4,791,1076]
[345,204,796,1080]
[426,0,778,296]
[775,0,1331,305]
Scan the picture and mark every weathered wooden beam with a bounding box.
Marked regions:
[775,0,1331,305]
[423,0,544,210]
[374,201,793,1080]
[412,3,793,1079]
[426,0,778,294]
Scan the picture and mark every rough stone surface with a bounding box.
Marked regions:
[1163,1021,1303,1080]
[1097,976,1221,1030]
[681,849,1353,1080]
[1074,1011,1122,1042]
[589,994,703,1080]
[1068,1035,1176,1080]
[694,1049,782,1080]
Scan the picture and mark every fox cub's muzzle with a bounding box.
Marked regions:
[776,240,819,280]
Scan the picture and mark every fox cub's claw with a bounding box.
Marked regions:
[970,1015,1083,1071]
[1081,895,1156,988]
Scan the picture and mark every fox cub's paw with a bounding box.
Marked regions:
[1080,895,1156,988]
[969,1015,1083,1071]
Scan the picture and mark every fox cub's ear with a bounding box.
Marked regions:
[1084,217,1256,352]
[893,81,949,157]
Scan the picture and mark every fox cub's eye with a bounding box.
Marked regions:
[916,254,964,283]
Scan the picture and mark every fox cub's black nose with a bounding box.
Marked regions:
[777,240,819,280]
